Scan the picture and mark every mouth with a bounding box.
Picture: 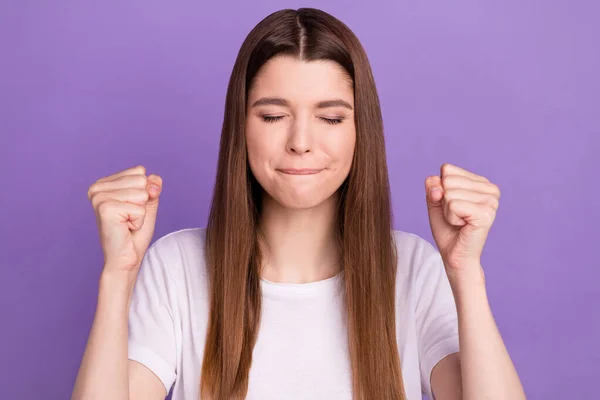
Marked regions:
[277,168,323,175]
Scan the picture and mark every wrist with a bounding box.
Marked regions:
[99,268,138,299]
[445,263,486,291]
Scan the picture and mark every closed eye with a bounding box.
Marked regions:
[262,115,284,123]
[261,115,345,125]
[321,117,343,125]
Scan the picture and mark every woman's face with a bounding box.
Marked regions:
[245,55,356,210]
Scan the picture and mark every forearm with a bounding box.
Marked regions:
[71,270,136,400]
[448,265,526,400]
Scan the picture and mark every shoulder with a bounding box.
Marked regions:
[391,229,436,254]
[152,226,207,252]
[150,226,207,264]
[145,226,208,286]
[391,229,440,277]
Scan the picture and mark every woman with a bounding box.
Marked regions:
[73,7,525,400]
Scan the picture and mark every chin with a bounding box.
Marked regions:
[277,197,326,210]
[267,187,340,210]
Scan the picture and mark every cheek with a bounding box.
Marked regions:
[245,127,278,173]
[325,127,356,165]
[245,139,263,177]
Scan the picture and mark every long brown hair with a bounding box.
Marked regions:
[202,8,406,400]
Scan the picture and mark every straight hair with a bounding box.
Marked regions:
[202,8,406,400]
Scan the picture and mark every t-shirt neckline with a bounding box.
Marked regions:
[260,269,345,297]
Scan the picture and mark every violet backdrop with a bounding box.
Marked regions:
[1,0,598,399]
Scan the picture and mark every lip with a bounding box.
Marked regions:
[277,168,323,175]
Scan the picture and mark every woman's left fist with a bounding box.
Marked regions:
[425,163,501,275]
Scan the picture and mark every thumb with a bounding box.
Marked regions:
[425,176,444,211]
[140,175,162,235]
[145,185,160,219]
[425,176,447,232]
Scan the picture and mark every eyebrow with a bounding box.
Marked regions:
[251,97,353,110]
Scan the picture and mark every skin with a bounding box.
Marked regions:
[245,55,356,284]
[247,56,526,399]
[71,56,361,400]
[74,54,527,400]
[424,164,526,399]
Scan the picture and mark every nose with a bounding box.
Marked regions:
[286,117,312,154]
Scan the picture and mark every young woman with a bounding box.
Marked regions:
[72,7,525,400]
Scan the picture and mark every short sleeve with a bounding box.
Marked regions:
[414,242,460,399]
[128,242,177,394]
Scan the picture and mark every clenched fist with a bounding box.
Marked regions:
[87,165,162,273]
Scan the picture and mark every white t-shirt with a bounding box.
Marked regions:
[128,227,460,400]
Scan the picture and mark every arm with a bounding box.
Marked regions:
[71,269,166,400]
[430,353,462,400]
[431,266,526,400]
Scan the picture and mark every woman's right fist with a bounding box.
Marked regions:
[87,165,162,273]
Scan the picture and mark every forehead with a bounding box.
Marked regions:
[248,55,354,103]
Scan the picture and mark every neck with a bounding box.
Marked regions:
[257,191,342,284]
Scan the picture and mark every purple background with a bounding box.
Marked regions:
[1,1,598,399]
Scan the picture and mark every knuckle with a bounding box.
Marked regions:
[87,183,99,200]
[442,175,453,187]
[490,198,499,209]
[138,188,150,202]
[90,191,103,208]
[489,183,500,196]
[137,175,148,186]
[124,174,147,187]
[96,200,113,217]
